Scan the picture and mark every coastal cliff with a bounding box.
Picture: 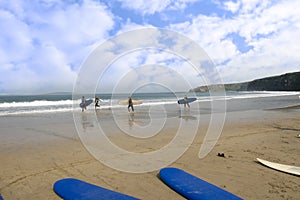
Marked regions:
[190,71,300,92]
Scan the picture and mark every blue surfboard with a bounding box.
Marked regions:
[0,194,3,200]
[178,97,197,104]
[79,99,93,108]
[53,178,139,200]
[159,168,242,200]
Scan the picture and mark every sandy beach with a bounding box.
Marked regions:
[0,105,300,199]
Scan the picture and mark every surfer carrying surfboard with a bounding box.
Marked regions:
[95,96,100,108]
[128,96,134,112]
[184,96,190,108]
[81,96,86,112]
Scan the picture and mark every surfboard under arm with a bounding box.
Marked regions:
[177,97,197,104]
[79,99,93,108]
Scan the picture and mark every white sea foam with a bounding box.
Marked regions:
[227,91,300,99]
[0,107,73,116]
[0,100,73,108]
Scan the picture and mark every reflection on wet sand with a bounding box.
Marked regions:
[177,109,198,121]
[81,113,94,131]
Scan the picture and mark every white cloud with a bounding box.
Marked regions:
[0,9,32,65]
[223,1,240,13]
[238,0,266,14]
[96,47,206,94]
[1,0,299,94]
[118,0,172,15]
[167,0,199,11]
[117,0,198,15]
[169,0,300,84]
[169,15,239,66]
[116,19,153,34]
[0,0,115,94]
[223,0,300,82]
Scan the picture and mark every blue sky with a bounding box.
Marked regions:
[0,0,299,94]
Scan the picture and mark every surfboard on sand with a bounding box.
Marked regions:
[119,100,142,105]
[0,194,3,200]
[53,178,139,200]
[257,158,300,176]
[178,97,197,104]
[79,99,93,108]
[159,168,242,200]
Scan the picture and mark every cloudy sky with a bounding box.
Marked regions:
[0,0,299,94]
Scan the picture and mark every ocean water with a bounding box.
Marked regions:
[0,91,299,116]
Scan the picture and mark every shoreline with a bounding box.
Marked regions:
[1,92,299,117]
[0,106,300,199]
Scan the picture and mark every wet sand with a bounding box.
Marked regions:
[0,106,300,199]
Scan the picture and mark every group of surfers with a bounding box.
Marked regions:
[81,95,190,112]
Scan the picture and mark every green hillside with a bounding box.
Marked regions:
[190,71,300,92]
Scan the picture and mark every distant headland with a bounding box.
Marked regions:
[190,71,300,92]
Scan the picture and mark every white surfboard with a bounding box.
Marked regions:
[257,158,300,176]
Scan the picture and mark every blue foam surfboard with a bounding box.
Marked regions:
[159,168,242,200]
[0,194,3,200]
[53,178,139,200]
[79,99,93,108]
[178,97,197,104]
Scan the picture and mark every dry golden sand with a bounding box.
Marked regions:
[0,108,299,200]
